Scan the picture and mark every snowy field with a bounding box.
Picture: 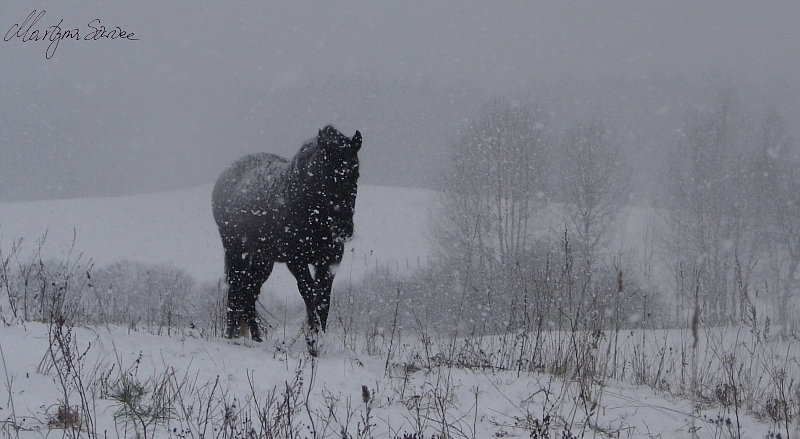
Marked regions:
[0,184,432,302]
[1,186,798,438]
[3,322,789,439]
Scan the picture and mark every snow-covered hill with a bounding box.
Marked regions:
[0,184,433,298]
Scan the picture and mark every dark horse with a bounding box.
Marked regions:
[212,126,361,355]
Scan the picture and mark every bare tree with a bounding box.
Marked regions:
[665,94,759,324]
[551,120,631,335]
[560,120,630,273]
[752,108,799,332]
[433,99,551,330]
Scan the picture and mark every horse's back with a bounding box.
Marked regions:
[216,152,285,186]
[212,153,288,229]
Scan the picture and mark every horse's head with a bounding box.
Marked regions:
[317,125,362,155]
[308,126,361,240]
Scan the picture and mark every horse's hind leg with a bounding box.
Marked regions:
[243,258,273,342]
[225,250,272,342]
[224,250,247,339]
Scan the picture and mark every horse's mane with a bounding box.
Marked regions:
[288,125,346,169]
[287,136,320,176]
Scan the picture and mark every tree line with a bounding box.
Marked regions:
[421,94,799,334]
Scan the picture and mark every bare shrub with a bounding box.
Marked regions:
[46,404,82,431]
[107,367,177,439]
[191,279,228,338]
[37,317,99,438]
[89,261,194,334]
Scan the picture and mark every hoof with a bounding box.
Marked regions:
[249,322,263,342]
[306,330,327,357]
[225,325,242,340]
[226,322,263,342]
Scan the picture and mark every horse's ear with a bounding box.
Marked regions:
[352,130,362,151]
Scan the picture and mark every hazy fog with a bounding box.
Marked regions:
[2,1,799,201]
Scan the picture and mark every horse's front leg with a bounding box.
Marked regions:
[287,259,334,356]
[286,260,319,331]
[313,263,335,332]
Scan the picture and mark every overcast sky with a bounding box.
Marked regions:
[2,1,799,199]
[4,2,798,87]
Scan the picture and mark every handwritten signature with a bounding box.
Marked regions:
[4,10,139,59]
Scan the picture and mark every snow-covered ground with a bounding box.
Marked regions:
[0,186,796,438]
[0,324,767,438]
[2,321,793,438]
